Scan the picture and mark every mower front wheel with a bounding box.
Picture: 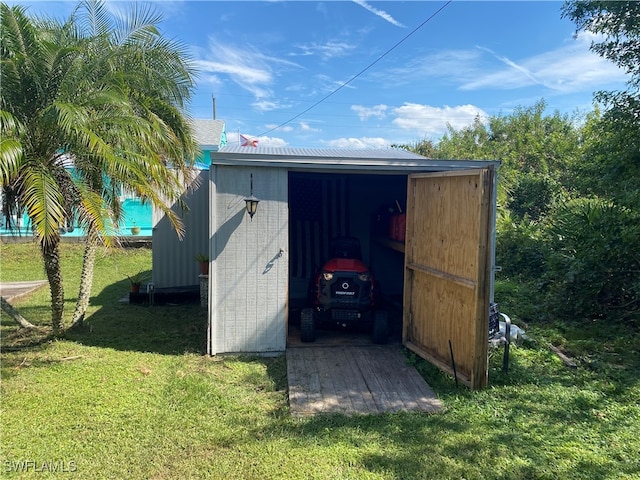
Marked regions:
[371,310,389,344]
[300,308,316,342]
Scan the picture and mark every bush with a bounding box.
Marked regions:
[496,215,548,281]
[544,197,640,324]
[508,173,564,222]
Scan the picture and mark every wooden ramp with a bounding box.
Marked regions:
[286,345,443,417]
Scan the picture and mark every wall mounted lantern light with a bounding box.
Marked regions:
[244,173,260,221]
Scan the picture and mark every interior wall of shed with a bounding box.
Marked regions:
[288,171,408,309]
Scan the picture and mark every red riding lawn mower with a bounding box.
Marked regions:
[300,236,389,344]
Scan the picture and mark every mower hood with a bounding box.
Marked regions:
[322,257,369,273]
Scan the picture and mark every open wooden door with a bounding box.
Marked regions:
[403,168,494,389]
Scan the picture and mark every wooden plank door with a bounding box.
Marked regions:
[403,168,494,389]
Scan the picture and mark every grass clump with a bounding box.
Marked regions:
[1,242,639,479]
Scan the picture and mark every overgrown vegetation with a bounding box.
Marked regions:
[1,243,639,479]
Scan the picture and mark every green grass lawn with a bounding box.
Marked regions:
[1,242,639,479]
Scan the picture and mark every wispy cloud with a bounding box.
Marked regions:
[265,124,294,133]
[252,99,295,113]
[474,46,547,88]
[351,104,388,121]
[463,33,628,92]
[392,103,488,137]
[376,49,483,87]
[291,41,356,60]
[380,31,627,97]
[299,121,320,132]
[326,137,391,149]
[263,121,319,134]
[352,0,405,28]
[194,38,302,102]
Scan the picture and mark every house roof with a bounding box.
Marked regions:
[210,146,499,172]
[191,119,226,150]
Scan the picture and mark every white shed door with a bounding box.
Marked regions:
[403,168,494,389]
[209,166,289,354]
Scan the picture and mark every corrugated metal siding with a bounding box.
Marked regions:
[209,165,288,354]
[289,175,349,281]
[152,169,209,288]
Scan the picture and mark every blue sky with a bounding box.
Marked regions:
[13,1,630,148]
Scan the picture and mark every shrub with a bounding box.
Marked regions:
[545,197,640,324]
[496,214,548,281]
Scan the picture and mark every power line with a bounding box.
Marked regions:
[257,0,453,137]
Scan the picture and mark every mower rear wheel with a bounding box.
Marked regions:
[300,308,316,342]
[371,310,389,344]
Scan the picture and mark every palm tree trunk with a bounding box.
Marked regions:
[70,235,98,328]
[41,239,65,334]
[1,296,37,329]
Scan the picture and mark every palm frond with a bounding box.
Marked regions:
[75,182,115,237]
[0,137,23,186]
[73,0,111,37]
[21,166,65,244]
[0,110,24,185]
[114,1,162,46]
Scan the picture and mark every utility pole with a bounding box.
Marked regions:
[212,95,217,120]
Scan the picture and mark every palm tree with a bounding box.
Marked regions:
[1,1,200,333]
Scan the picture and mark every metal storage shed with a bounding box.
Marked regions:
[207,146,500,390]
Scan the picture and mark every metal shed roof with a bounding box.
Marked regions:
[210,146,499,172]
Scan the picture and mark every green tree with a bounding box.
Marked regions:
[487,101,579,179]
[562,1,640,210]
[569,107,640,210]
[1,1,199,333]
[434,115,490,161]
